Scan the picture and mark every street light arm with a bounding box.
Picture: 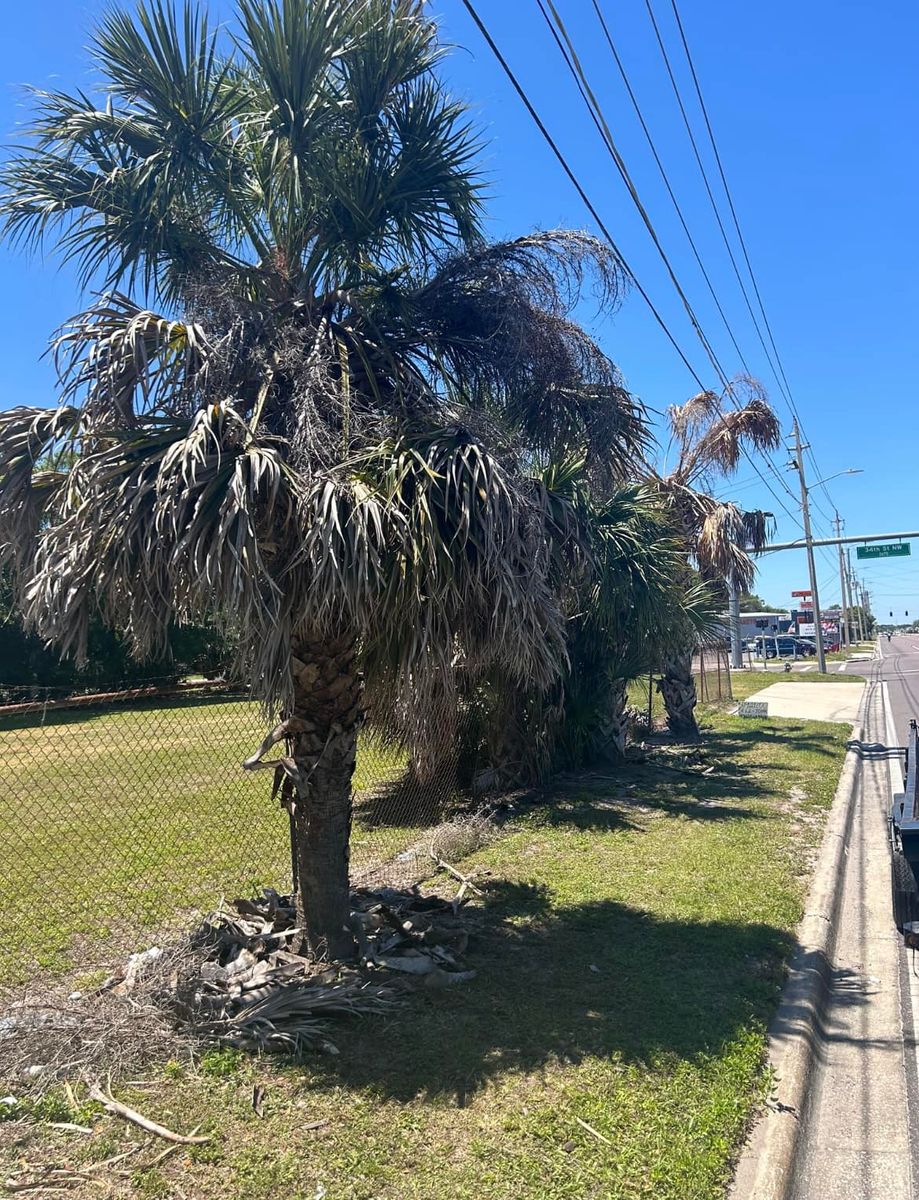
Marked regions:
[807,468,864,492]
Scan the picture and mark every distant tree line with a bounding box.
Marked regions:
[0,576,229,694]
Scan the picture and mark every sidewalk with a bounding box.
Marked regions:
[739,680,864,723]
[789,681,913,1198]
[733,679,915,1199]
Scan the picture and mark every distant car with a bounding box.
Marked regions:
[792,638,817,656]
[754,635,806,659]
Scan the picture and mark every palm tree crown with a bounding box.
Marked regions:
[650,381,781,589]
[0,0,647,722]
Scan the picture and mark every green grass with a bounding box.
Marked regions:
[4,706,852,1200]
[0,695,411,980]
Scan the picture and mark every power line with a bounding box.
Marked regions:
[640,0,787,399]
[586,0,765,390]
[662,0,840,517]
[537,0,726,379]
[667,0,796,408]
[457,0,703,387]
[460,0,804,533]
[532,0,804,525]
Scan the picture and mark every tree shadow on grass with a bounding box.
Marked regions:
[702,724,845,760]
[302,880,807,1105]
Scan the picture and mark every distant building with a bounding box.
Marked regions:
[716,610,793,643]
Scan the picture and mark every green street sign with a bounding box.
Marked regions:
[856,542,911,560]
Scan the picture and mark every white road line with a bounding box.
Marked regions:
[883,680,900,767]
[836,661,847,673]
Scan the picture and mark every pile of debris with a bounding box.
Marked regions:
[1,834,490,1086]
[109,885,481,1058]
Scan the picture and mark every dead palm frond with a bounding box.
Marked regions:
[651,379,780,587]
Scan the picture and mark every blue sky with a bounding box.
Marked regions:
[2,0,918,619]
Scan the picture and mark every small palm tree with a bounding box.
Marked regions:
[477,466,718,783]
[648,384,780,737]
[558,485,718,763]
[0,0,645,958]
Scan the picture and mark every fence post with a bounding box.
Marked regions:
[647,670,654,731]
[289,811,298,896]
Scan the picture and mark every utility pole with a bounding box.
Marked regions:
[791,420,826,673]
[834,513,849,649]
[842,550,858,643]
[847,550,865,643]
[729,575,743,669]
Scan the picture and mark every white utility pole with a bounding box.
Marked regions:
[791,421,827,674]
[842,549,857,644]
[864,587,873,637]
[729,575,743,669]
[834,513,849,649]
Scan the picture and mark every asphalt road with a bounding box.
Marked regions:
[869,635,919,742]
[790,637,919,1198]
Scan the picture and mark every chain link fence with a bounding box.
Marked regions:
[0,655,733,984]
[691,645,734,703]
[0,682,472,984]
[635,645,734,727]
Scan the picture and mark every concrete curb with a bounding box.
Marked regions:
[729,722,865,1200]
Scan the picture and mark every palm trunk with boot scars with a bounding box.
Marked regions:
[595,676,629,760]
[658,649,699,739]
[288,636,363,961]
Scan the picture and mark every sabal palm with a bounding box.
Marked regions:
[542,465,718,767]
[647,384,780,736]
[481,466,718,782]
[0,0,645,957]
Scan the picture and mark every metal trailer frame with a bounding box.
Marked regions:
[890,719,919,935]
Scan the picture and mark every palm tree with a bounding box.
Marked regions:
[0,0,646,959]
[647,384,780,738]
[556,485,718,764]
[475,467,719,784]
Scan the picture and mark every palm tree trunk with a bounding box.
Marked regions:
[288,635,363,961]
[658,649,699,739]
[593,676,629,761]
[484,689,556,789]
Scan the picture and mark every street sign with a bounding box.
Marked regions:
[791,589,812,597]
[856,543,911,560]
